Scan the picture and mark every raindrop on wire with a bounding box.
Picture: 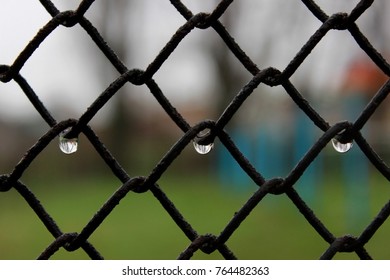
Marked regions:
[59,128,78,154]
[193,129,214,155]
[331,138,353,153]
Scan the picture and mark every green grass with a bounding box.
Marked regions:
[0,173,389,259]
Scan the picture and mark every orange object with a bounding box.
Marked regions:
[341,56,388,95]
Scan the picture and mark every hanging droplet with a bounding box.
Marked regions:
[193,141,214,154]
[193,129,214,155]
[331,138,353,153]
[59,128,78,154]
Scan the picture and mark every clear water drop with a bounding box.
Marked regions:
[193,141,214,154]
[331,138,353,153]
[193,129,214,155]
[59,128,78,154]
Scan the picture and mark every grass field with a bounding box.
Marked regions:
[0,172,389,260]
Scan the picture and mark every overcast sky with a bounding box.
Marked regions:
[0,0,388,124]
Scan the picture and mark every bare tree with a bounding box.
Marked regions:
[95,0,137,165]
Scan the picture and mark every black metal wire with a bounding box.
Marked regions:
[0,0,389,260]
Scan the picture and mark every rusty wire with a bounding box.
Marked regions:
[1,0,390,260]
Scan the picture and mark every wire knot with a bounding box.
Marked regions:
[0,175,12,192]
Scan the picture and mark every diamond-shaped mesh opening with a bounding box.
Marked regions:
[0,0,390,260]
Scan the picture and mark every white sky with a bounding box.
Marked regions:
[0,0,388,124]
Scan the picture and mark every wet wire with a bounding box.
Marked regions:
[0,0,389,259]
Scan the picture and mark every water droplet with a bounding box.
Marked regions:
[331,138,353,153]
[193,141,214,154]
[193,129,214,155]
[59,128,78,154]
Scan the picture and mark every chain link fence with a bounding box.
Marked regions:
[1,0,390,259]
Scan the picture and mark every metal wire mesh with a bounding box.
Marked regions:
[1,0,390,260]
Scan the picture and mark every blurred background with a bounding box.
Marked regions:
[1,0,390,259]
